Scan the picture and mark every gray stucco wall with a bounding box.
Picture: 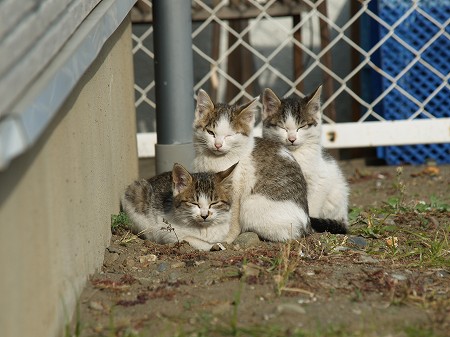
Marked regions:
[0,16,138,337]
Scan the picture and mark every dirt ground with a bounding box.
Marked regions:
[70,159,449,337]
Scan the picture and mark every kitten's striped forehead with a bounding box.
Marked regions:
[192,172,216,200]
[263,96,317,128]
[280,97,310,122]
[195,102,252,136]
[198,103,239,128]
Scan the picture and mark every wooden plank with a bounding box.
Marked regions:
[137,118,450,157]
[322,119,450,148]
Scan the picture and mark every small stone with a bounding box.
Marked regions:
[168,272,178,284]
[103,253,120,267]
[352,308,362,315]
[233,232,260,249]
[122,257,135,268]
[357,255,379,264]
[390,273,407,281]
[210,242,226,251]
[89,301,104,311]
[384,218,396,226]
[276,303,306,315]
[178,241,197,254]
[348,236,368,248]
[157,262,168,272]
[333,246,350,252]
[171,261,186,269]
[435,270,449,278]
[106,246,120,254]
[139,254,157,264]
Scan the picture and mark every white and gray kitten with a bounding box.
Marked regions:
[262,87,349,231]
[121,163,236,251]
[193,89,345,244]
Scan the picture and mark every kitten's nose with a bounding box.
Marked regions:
[201,214,209,220]
[215,143,222,149]
[288,137,296,144]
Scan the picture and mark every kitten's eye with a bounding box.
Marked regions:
[186,202,199,207]
[210,200,228,207]
[206,129,215,136]
[297,124,307,131]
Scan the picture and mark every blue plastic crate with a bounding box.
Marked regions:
[374,0,450,165]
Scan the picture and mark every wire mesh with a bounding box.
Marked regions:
[131,0,450,163]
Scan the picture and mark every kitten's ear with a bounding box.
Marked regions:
[216,162,238,184]
[172,163,193,196]
[238,98,258,125]
[195,89,214,121]
[262,88,281,120]
[306,85,322,117]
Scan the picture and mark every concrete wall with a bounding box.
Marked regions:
[0,16,138,337]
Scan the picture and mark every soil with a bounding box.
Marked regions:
[71,160,449,337]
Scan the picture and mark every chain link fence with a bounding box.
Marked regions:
[131,0,449,164]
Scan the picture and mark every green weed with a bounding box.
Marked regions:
[111,211,131,231]
[63,298,82,337]
[403,326,439,337]
[272,240,302,296]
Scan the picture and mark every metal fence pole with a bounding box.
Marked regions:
[153,0,194,174]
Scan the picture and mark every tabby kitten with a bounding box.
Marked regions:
[121,163,236,251]
[193,89,313,243]
[262,87,349,231]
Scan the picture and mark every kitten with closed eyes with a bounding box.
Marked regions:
[193,89,346,244]
[121,162,237,251]
[262,86,349,232]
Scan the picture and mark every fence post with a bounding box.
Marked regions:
[153,0,195,174]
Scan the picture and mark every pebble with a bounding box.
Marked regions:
[171,261,186,269]
[390,273,407,281]
[106,246,120,254]
[233,232,260,249]
[139,254,157,264]
[157,262,168,272]
[168,272,178,284]
[103,252,120,267]
[435,270,449,278]
[276,303,306,315]
[122,257,135,268]
[210,243,226,251]
[348,236,368,248]
[333,246,349,252]
[357,255,379,264]
[89,301,104,311]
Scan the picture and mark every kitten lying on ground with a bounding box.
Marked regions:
[121,163,237,251]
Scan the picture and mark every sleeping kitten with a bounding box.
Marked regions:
[193,89,314,243]
[121,163,236,251]
[262,87,349,231]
